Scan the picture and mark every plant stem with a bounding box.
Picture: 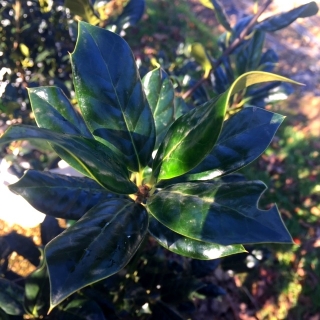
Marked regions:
[182,0,273,101]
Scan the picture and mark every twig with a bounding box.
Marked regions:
[182,0,273,100]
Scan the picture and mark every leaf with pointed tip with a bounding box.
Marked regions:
[152,96,225,181]
[148,217,246,259]
[0,278,24,316]
[211,0,231,31]
[142,68,175,149]
[173,96,189,119]
[9,170,124,220]
[24,252,50,318]
[45,199,148,309]
[180,107,285,181]
[153,71,299,181]
[111,0,145,31]
[28,86,92,138]
[71,21,155,172]
[65,0,100,25]
[147,181,293,245]
[0,125,137,194]
[255,2,319,32]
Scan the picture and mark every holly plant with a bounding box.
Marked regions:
[0,21,296,311]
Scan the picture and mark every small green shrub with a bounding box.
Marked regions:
[0,21,296,313]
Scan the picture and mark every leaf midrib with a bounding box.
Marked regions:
[87,29,141,171]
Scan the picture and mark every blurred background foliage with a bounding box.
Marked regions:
[0,0,319,319]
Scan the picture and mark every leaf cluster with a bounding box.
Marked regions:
[0,21,296,311]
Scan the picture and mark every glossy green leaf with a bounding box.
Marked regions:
[71,21,155,172]
[211,0,231,31]
[153,71,300,181]
[148,216,246,259]
[181,107,285,180]
[0,278,24,316]
[255,2,319,32]
[24,252,50,318]
[9,170,124,220]
[142,68,175,149]
[0,125,137,194]
[65,0,100,25]
[45,199,148,309]
[152,96,225,181]
[28,86,92,138]
[147,181,293,245]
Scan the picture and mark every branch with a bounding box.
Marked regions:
[182,0,273,100]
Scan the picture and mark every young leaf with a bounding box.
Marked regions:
[142,68,175,149]
[9,170,124,220]
[181,107,285,180]
[71,21,155,172]
[153,71,300,182]
[188,43,212,78]
[255,2,319,32]
[45,199,148,309]
[147,181,293,245]
[28,86,92,138]
[0,278,24,316]
[148,216,246,259]
[65,0,100,25]
[24,251,50,318]
[0,125,137,194]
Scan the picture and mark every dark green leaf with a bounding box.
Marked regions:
[65,0,100,25]
[4,232,40,266]
[142,68,175,149]
[149,216,246,259]
[9,170,124,220]
[147,181,293,245]
[71,21,155,172]
[152,96,226,180]
[0,125,137,194]
[173,96,189,119]
[28,86,92,138]
[211,0,231,31]
[45,199,148,309]
[111,0,145,31]
[57,299,106,320]
[0,278,24,316]
[182,107,285,180]
[255,2,319,32]
[24,252,50,318]
[236,30,265,75]
[40,216,63,245]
